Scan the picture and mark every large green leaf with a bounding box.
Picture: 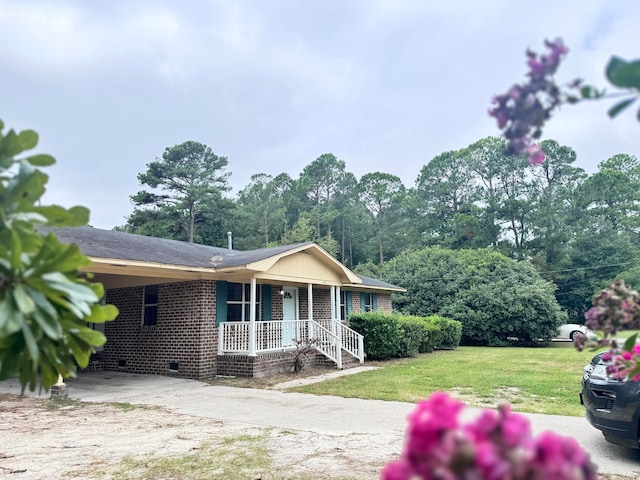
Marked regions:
[606,56,640,90]
[65,334,91,367]
[85,303,119,323]
[12,284,35,316]
[29,238,91,276]
[21,321,39,364]
[17,130,38,150]
[24,154,55,167]
[623,333,638,352]
[608,97,637,118]
[10,229,22,271]
[0,297,23,335]
[73,326,106,347]
[0,129,26,159]
[4,161,47,208]
[29,288,62,339]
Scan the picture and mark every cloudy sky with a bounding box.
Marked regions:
[2,1,639,230]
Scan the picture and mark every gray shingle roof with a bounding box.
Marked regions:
[357,274,404,290]
[49,227,311,269]
[46,227,405,291]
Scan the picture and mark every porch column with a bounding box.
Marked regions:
[308,283,314,338]
[249,277,257,356]
[334,285,343,369]
[330,286,336,322]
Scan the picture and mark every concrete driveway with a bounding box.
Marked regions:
[2,371,640,477]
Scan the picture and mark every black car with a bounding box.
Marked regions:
[581,352,640,448]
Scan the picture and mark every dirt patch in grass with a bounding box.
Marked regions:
[0,394,393,479]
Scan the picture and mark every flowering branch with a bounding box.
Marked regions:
[575,279,640,381]
[489,38,570,165]
[381,392,598,480]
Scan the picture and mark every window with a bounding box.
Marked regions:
[143,285,159,326]
[227,282,261,321]
[363,292,375,312]
[340,291,349,321]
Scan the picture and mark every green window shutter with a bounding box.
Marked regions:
[216,281,228,326]
[262,285,272,321]
[360,292,366,312]
[346,291,352,315]
[372,293,378,311]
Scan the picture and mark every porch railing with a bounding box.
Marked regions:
[218,319,364,368]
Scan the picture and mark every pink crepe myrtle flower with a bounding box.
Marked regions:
[381,392,597,480]
[489,38,570,166]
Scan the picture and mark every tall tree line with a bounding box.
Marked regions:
[119,138,640,321]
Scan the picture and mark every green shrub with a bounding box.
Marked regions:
[419,318,442,353]
[349,312,401,360]
[381,247,566,346]
[395,316,424,357]
[426,315,462,350]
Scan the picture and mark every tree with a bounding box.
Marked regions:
[129,141,230,243]
[577,154,640,232]
[414,150,478,244]
[357,172,405,264]
[0,119,118,392]
[234,173,291,249]
[380,247,565,345]
[297,153,350,243]
[527,140,585,272]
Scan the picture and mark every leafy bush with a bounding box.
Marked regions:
[426,315,462,349]
[381,247,565,346]
[350,312,458,359]
[395,316,424,357]
[349,312,401,360]
[406,316,441,353]
[0,120,118,392]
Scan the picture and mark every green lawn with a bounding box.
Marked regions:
[289,344,602,416]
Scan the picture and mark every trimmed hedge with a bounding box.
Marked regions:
[349,312,401,360]
[395,316,424,357]
[348,312,462,360]
[426,315,462,350]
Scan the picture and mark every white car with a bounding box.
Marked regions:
[553,323,593,341]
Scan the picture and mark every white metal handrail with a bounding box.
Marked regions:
[339,322,365,363]
[218,319,364,368]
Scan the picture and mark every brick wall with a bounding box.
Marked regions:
[376,294,393,313]
[100,280,382,380]
[217,351,359,378]
[346,292,393,314]
[104,280,217,379]
[298,286,333,320]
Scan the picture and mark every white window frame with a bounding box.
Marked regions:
[363,292,374,312]
[227,282,261,321]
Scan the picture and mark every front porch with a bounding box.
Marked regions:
[218,318,364,372]
[216,279,364,375]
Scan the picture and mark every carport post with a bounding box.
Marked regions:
[50,374,68,399]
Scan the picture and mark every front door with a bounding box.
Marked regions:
[282,287,298,347]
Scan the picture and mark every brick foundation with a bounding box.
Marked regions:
[216,351,362,378]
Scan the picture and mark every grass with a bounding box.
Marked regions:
[45,396,84,411]
[89,431,348,480]
[287,343,600,416]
